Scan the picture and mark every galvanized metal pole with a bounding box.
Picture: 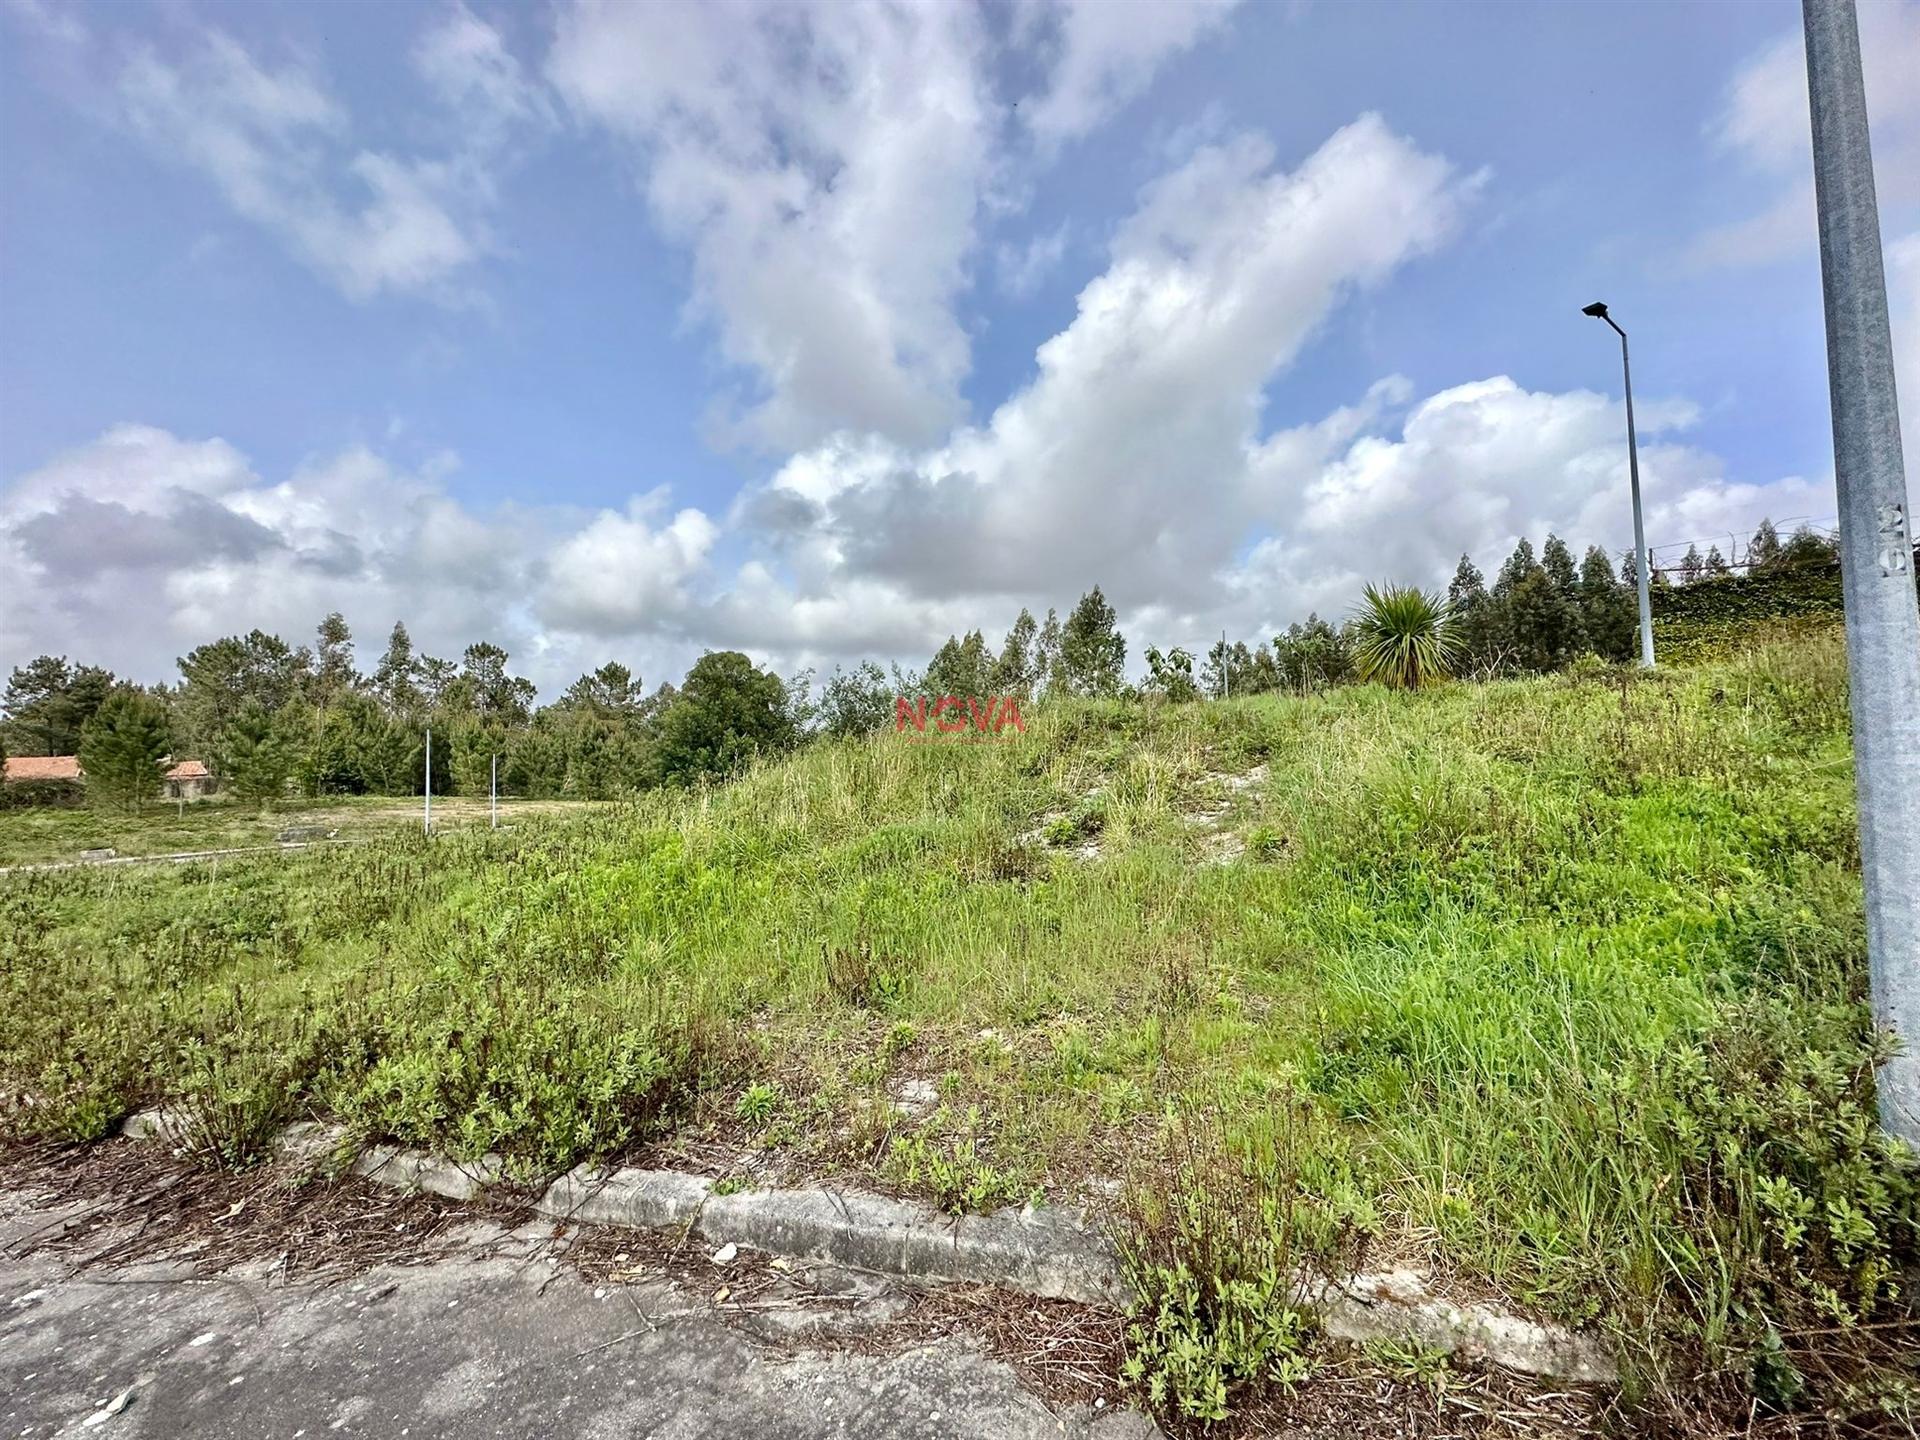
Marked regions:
[490,754,498,829]
[1805,0,1920,1143]
[423,728,432,836]
[1616,326,1656,668]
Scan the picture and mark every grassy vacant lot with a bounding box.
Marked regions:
[3,627,1914,1429]
[0,794,605,867]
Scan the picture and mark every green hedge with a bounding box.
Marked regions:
[1654,552,1919,662]
[0,778,87,810]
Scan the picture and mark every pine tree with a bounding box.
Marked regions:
[1504,568,1582,671]
[1679,544,1703,585]
[3,657,114,756]
[448,643,536,725]
[1704,545,1730,577]
[1492,537,1539,598]
[313,613,358,702]
[1748,518,1783,573]
[1578,546,1636,661]
[1542,534,1581,599]
[417,655,458,710]
[224,702,294,808]
[372,623,422,714]
[563,663,641,713]
[1057,587,1126,697]
[1035,609,1064,697]
[1445,556,1495,674]
[924,637,963,697]
[175,630,309,763]
[989,609,1039,697]
[77,690,170,812]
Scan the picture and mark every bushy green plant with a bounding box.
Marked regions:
[1620,994,1920,1425]
[884,1109,1027,1214]
[735,1081,781,1125]
[1144,646,1201,704]
[1118,1117,1328,1422]
[1349,584,1460,690]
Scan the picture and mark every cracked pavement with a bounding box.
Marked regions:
[1,1188,1159,1439]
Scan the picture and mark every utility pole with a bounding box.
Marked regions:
[423,728,432,836]
[1805,0,1920,1143]
[1582,302,1656,666]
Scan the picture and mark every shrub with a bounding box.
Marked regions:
[0,778,86,810]
[1618,994,1920,1428]
[1349,584,1460,690]
[882,1102,1030,1214]
[1117,1111,1364,1423]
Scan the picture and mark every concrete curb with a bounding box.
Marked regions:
[537,1164,1129,1308]
[116,1109,1617,1384]
[1308,1272,1616,1384]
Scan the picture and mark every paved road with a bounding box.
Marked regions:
[1,1201,1157,1440]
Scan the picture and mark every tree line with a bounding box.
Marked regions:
[0,519,1840,810]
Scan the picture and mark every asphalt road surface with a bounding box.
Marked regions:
[1,1193,1158,1440]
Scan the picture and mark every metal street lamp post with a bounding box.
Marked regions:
[1582,301,1656,667]
[1804,0,1920,1144]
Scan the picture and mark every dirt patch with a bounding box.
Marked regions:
[0,1136,530,1282]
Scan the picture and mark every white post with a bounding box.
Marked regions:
[423,728,432,836]
[490,754,498,829]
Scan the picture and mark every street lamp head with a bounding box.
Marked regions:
[1582,301,1610,319]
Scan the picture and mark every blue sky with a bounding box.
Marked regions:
[3,0,1917,697]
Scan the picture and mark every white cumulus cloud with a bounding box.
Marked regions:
[1690,0,1920,270]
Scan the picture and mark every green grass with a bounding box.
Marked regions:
[2,626,1913,1427]
[0,794,606,866]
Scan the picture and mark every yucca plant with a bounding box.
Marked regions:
[1350,583,1460,689]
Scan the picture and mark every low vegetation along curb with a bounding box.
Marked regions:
[118,1107,1615,1385]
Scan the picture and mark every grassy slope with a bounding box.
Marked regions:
[4,629,1910,1416]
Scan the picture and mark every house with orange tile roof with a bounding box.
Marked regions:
[2,754,219,799]
[2,755,82,782]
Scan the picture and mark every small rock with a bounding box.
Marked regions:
[888,1078,940,1117]
[710,1243,738,1266]
[81,1387,134,1427]
[188,1332,215,1347]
